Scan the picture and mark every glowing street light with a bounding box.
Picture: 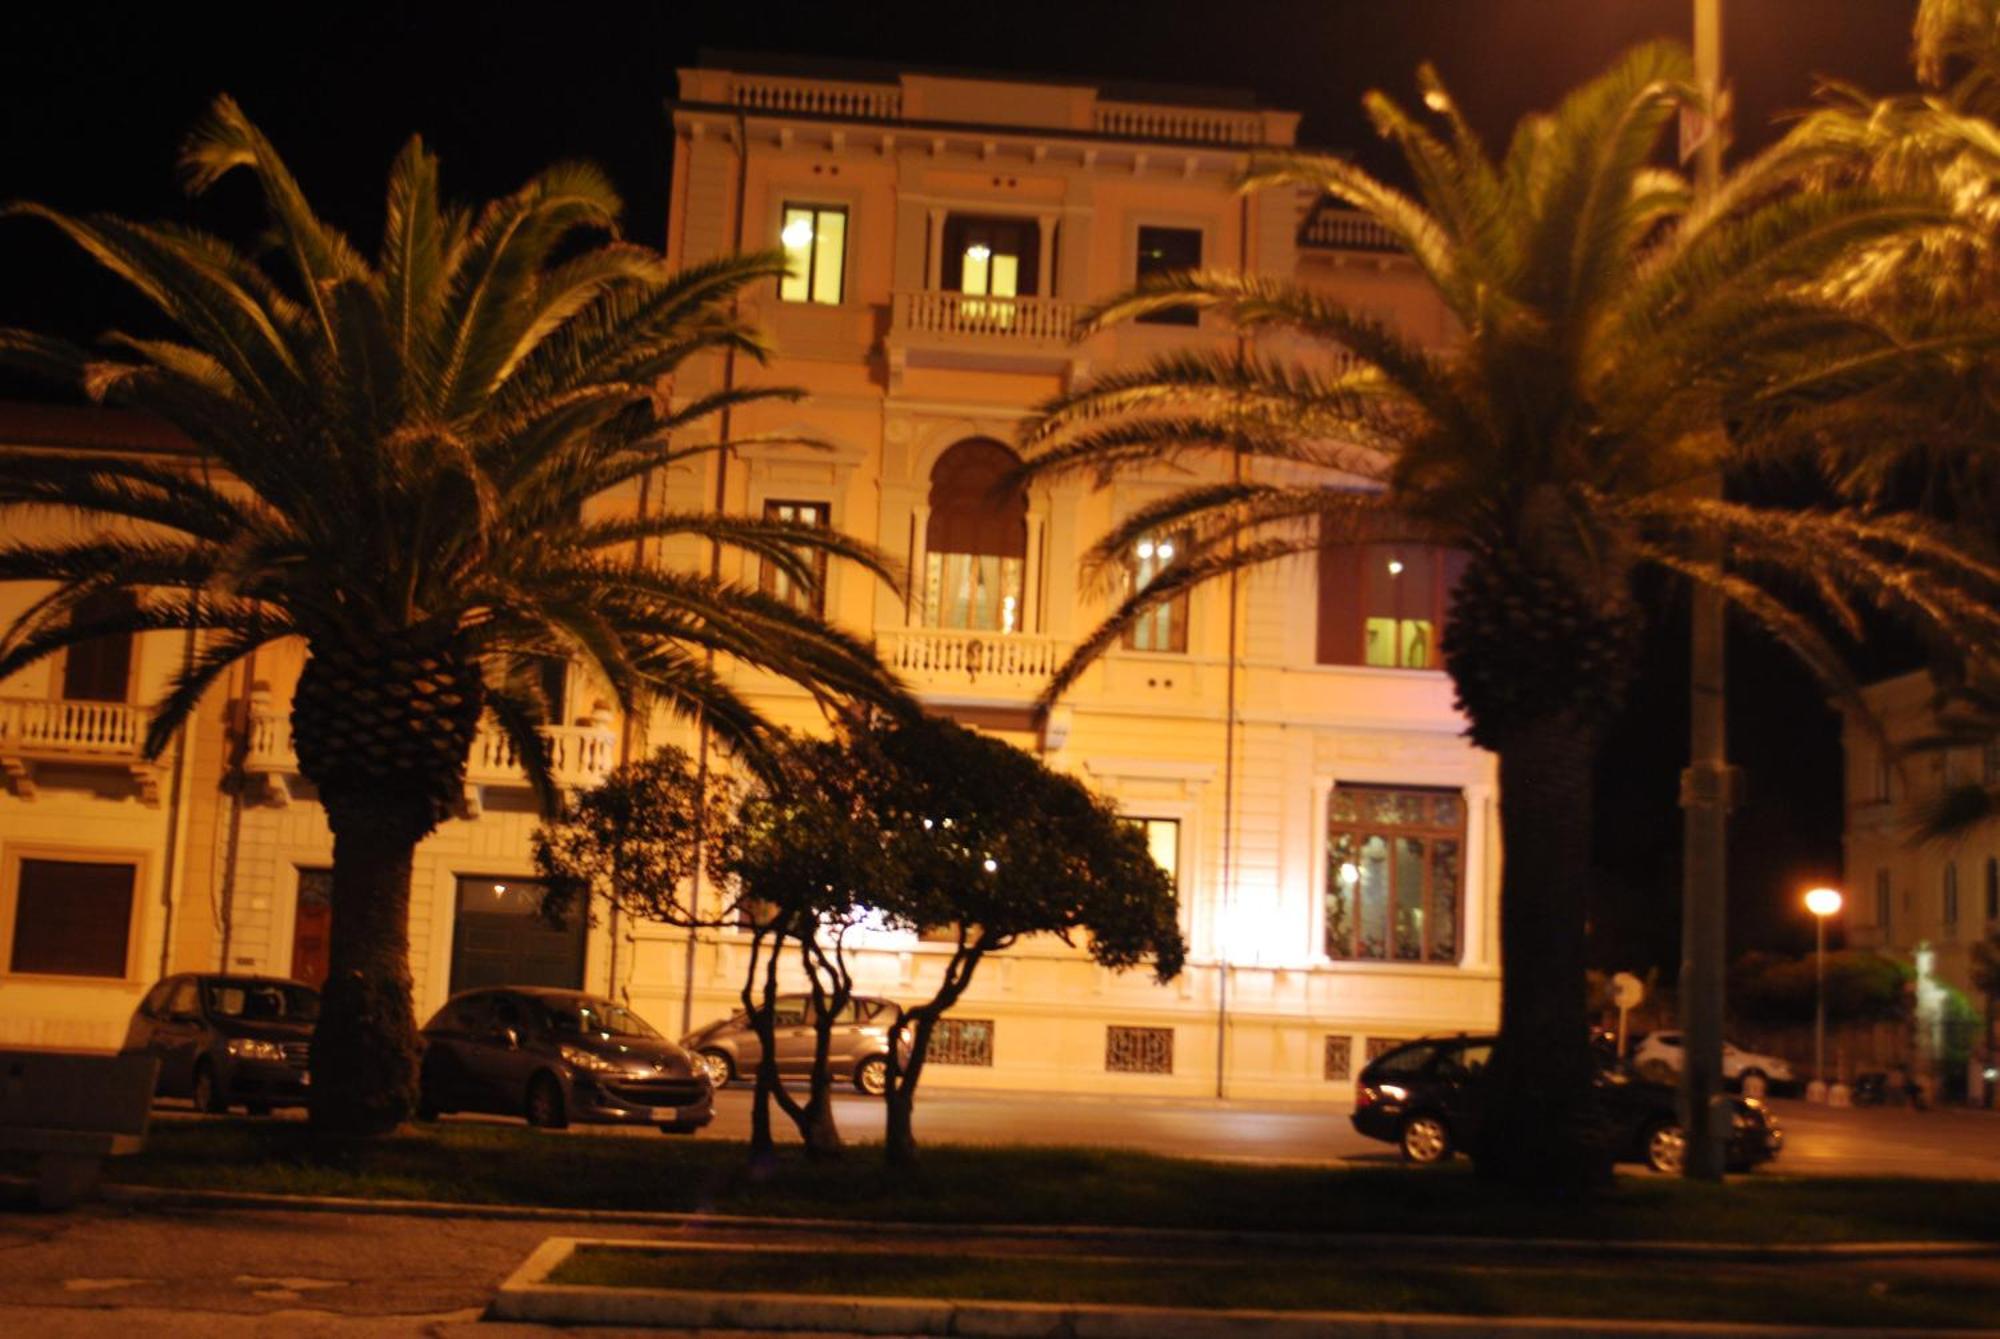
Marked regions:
[1806,885,1843,1095]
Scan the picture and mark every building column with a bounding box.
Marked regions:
[926,209,945,290]
[910,504,931,626]
[1036,214,1057,297]
[1022,510,1046,635]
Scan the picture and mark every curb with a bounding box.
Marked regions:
[39,1179,2000,1263]
[489,1236,2000,1339]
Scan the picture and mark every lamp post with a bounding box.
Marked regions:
[1805,886,1844,1097]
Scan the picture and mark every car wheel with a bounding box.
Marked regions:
[192,1061,229,1115]
[1644,1120,1687,1175]
[854,1055,889,1096]
[698,1049,734,1088]
[524,1073,568,1130]
[1399,1113,1451,1164]
[657,1123,700,1136]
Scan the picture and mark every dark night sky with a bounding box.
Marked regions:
[0,1,1924,973]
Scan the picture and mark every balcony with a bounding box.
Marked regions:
[886,290,1084,386]
[0,696,160,802]
[243,710,616,814]
[883,627,1065,696]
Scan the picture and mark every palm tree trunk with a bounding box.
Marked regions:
[308,792,427,1134]
[1474,711,1612,1189]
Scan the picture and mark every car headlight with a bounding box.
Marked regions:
[558,1044,624,1074]
[225,1038,286,1063]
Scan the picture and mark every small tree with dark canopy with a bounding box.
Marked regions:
[846,714,1187,1166]
[721,732,904,1160]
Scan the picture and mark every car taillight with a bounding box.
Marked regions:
[1355,1083,1375,1109]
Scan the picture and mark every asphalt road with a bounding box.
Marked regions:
[440,1086,2000,1180]
[161,1085,2000,1179]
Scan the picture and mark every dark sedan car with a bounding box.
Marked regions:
[1350,1033,1783,1174]
[121,974,317,1114]
[418,987,713,1134]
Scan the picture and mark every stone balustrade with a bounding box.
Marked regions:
[1300,208,1403,254]
[727,75,902,120]
[1093,101,1267,145]
[0,696,156,800]
[882,627,1064,691]
[892,290,1082,347]
[240,709,615,809]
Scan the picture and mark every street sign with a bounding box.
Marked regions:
[1611,972,1645,1058]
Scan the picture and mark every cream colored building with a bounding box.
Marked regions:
[0,58,1498,1103]
[1843,670,2000,1008]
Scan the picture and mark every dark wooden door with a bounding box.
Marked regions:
[290,870,332,988]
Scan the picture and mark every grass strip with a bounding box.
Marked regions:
[7,1119,2000,1245]
[548,1242,2000,1330]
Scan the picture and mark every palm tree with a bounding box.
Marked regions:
[0,97,907,1135]
[1019,44,2000,1185]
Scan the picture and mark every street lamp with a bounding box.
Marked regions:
[1806,886,1844,1096]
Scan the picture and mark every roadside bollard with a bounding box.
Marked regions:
[1828,1082,1851,1107]
[1802,1078,1823,1103]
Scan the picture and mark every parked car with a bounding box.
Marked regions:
[1350,1034,1784,1174]
[1630,1031,1795,1090]
[682,994,904,1095]
[121,973,317,1114]
[418,987,712,1134]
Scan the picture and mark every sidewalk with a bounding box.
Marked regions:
[3,1196,1998,1336]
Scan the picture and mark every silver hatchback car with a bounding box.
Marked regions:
[682,994,903,1095]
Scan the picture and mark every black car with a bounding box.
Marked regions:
[1350,1033,1783,1173]
[418,987,714,1134]
[121,974,317,1114]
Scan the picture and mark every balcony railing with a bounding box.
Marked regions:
[883,628,1065,692]
[241,709,616,809]
[0,696,147,757]
[892,290,1082,348]
[0,696,156,800]
[727,74,902,121]
[1094,101,1266,145]
[1299,207,1403,254]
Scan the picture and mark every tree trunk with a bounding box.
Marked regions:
[1473,711,1612,1190]
[885,958,976,1168]
[309,792,427,1134]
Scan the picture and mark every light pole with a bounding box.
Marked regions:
[1805,886,1844,1096]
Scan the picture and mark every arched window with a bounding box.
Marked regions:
[925,440,1027,632]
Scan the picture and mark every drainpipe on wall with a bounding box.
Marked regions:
[214,642,261,971]
[155,453,210,979]
[681,105,754,1035]
[608,465,655,1004]
[1214,187,1253,1099]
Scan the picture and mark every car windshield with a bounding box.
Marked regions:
[204,980,319,1022]
[544,997,660,1040]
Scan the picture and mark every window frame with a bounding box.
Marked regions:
[1,844,149,983]
[778,201,850,306]
[1320,784,1468,967]
[939,213,1042,298]
[1118,529,1191,655]
[758,498,833,617]
[56,589,139,704]
[1133,223,1205,326]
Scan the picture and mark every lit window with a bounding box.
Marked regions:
[924,439,1026,632]
[1121,532,1189,653]
[779,204,847,305]
[1135,225,1201,326]
[759,499,830,616]
[1317,542,1467,670]
[1325,786,1464,965]
[10,857,135,978]
[1123,817,1180,893]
